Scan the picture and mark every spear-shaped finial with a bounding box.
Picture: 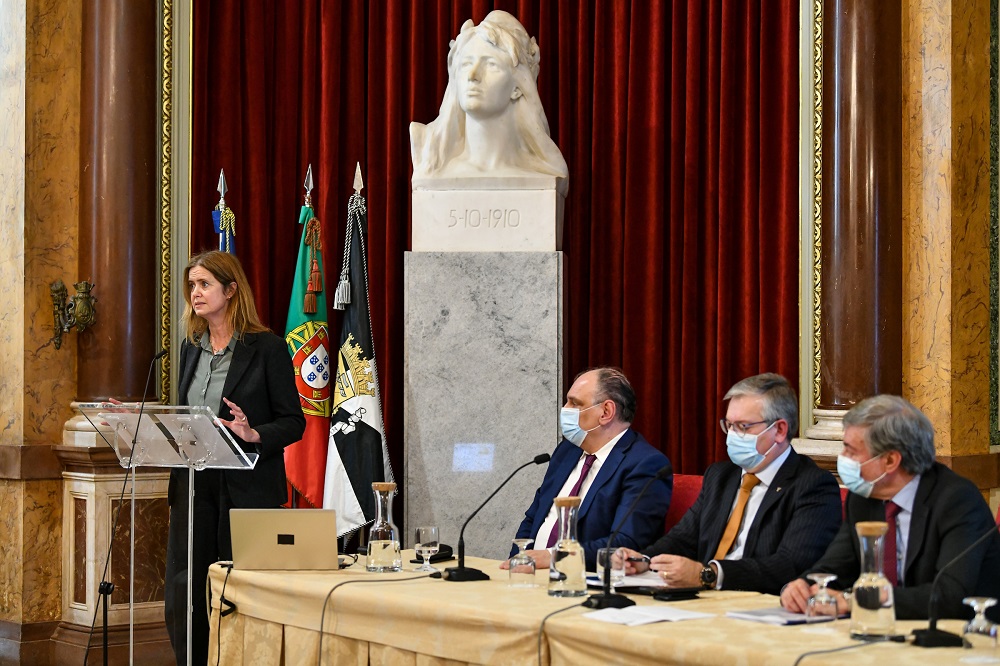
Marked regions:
[353,162,363,194]
[217,169,228,206]
[303,164,314,207]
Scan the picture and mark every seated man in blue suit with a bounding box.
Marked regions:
[502,367,672,571]
[619,373,842,595]
[781,395,1000,619]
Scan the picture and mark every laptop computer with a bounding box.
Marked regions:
[230,508,340,570]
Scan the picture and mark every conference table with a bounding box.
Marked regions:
[208,552,974,665]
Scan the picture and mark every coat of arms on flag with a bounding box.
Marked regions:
[323,164,394,536]
[283,165,332,508]
[289,322,332,417]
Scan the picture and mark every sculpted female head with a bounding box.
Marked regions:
[410,11,568,191]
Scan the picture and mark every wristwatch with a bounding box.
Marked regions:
[700,564,717,589]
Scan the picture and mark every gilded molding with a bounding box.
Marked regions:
[812,0,823,408]
[159,0,173,403]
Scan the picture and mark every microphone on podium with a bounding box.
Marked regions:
[584,462,673,609]
[442,453,551,582]
[912,521,1000,647]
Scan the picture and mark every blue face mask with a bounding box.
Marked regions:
[726,421,778,471]
[837,454,886,498]
[560,404,600,447]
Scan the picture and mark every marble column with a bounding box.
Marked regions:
[901,0,997,493]
[802,0,902,455]
[77,0,159,401]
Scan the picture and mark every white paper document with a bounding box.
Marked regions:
[586,569,668,589]
[584,606,714,626]
[725,607,830,625]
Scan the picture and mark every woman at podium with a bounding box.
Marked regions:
[164,250,305,665]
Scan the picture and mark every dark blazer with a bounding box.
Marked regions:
[514,428,672,570]
[168,331,306,508]
[644,448,841,595]
[806,462,1000,620]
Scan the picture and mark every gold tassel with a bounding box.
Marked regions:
[304,292,317,314]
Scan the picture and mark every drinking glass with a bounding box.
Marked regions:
[508,538,536,587]
[596,547,626,588]
[962,597,999,662]
[805,573,839,622]
[413,526,439,572]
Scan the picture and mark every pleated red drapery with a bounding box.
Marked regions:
[190,0,800,491]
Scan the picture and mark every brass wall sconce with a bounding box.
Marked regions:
[50,279,98,349]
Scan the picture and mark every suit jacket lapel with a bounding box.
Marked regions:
[706,465,742,553]
[178,341,200,404]
[220,333,256,416]
[578,429,634,519]
[903,467,936,582]
[745,450,800,551]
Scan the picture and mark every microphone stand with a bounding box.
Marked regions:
[84,349,166,666]
[444,453,551,582]
[584,464,673,609]
[912,522,1000,648]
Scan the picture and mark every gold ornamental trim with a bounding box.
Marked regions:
[159,0,173,402]
[811,0,823,408]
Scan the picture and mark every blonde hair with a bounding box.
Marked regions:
[182,251,268,343]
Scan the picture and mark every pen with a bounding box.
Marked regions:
[626,555,651,564]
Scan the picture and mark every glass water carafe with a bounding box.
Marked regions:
[548,496,586,596]
[366,482,402,572]
[849,521,895,639]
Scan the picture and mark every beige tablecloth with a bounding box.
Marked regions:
[208,553,972,665]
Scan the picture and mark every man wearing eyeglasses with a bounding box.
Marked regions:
[617,373,841,595]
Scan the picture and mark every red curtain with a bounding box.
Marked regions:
[191,0,800,483]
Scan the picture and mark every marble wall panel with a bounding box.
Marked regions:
[902,0,992,457]
[21,479,61,622]
[0,0,27,448]
[73,497,85,604]
[110,498,168,605]
[901,0,954,447]
[0,481,23,621]
[22,0,81,445]
[404,252,562,560]
[947,0,991,456]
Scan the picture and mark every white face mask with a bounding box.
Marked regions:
[837,454,886,498]
[725,421,778,471]
[560,404,601,446]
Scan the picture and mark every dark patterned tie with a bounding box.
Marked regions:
[885,501,901,586]
[546,454,598,547]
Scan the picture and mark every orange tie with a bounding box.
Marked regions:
[714,473,761,560]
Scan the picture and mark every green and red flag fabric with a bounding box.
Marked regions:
[283,166,331,507]
[324,165,394,536]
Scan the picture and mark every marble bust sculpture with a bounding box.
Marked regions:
[410,10,569,195]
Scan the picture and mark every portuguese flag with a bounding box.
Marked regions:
[283,201,331,508]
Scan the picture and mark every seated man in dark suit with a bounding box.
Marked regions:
[618,373,842,595]
[781,395,1000,619]
[502,367,672,571]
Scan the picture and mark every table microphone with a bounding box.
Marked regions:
[912,521,1000,647]
[584,463,673,609]
[442,453,551,582]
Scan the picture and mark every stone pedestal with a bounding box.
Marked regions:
[404,252,562,559]
[51,416,172,665]
[411,177,565,252]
